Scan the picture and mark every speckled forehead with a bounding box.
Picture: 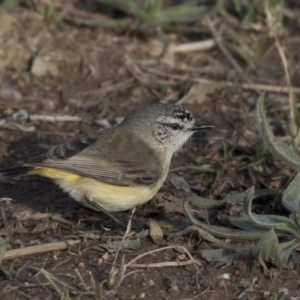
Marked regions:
[156,106,193,124]
[172,106,193,122]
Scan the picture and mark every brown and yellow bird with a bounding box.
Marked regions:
[0,103,213,225]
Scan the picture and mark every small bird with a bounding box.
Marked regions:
[0,103,213,225]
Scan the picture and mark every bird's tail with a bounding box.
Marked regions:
[0,165,33,178]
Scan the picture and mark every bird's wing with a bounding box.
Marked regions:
[29,133,160,187]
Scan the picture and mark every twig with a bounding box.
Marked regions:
[129,259,201,268]
[144,67,300,94]
[113,207,136,262]
[160,91,179,103]
[126,245,197,268]
[206,16,246,79]
[2,240,80,260]
[0,122,35,132]
[63,78,135,98]
[170,39,215,53]
[264,1,298,143]
[29,115,82,122]
[36,130,75,137]
[12,211,73,226]
[109,207,136,288]
[125,56,153,85]
[0,198,12,202]
[272,40,294,117]
[4,283,52,293]
[122,269,143,279]
[0,109,83,126]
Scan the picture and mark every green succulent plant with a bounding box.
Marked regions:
[184,95,300,270]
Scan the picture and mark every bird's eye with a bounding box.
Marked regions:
[170,123,180,130]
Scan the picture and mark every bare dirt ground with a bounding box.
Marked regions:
[0,1,300,299]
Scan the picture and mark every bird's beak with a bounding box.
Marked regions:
[189,122,214,131]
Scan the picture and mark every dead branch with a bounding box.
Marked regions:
[129,259,202,268]
[2,240,80,260]
[206,17,246,79]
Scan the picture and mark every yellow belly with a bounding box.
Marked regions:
[31,167,163,212]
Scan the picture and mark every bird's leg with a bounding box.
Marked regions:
[85,196,126,227]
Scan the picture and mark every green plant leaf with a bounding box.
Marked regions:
[0,0,18,11]
[96,0,149,21]
[63,15,132,28]
[186,189,276,209]
[243,186,300,236]
[179,225,237,249]
[145,0,162,23]
[279,240,300,265]
[289,211,300,227]
[224,188,277,203]
[159,1,217,23]
[184,199,268,239]
[255,94,300,171]
[96,0,140,16]
[282,171,300,212]
[251,229,281,270]
[185,165,216,173]
[229,213,272,232]
[186,196,225,209]
[200,247,251,263]
[0,237,8,263]
[229,212,300,237]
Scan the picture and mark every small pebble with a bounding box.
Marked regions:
[176,254,186,261]
[278,288,289,295]
[168,285,179,293]
[102,252,109,260]
[0,87,22,102]
[148,279,155,286]
[218,273,231,280]
[139,292,146,298]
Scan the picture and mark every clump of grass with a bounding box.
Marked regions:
[98,0,217,24]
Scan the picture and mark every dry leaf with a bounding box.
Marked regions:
[149,218,163,244]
